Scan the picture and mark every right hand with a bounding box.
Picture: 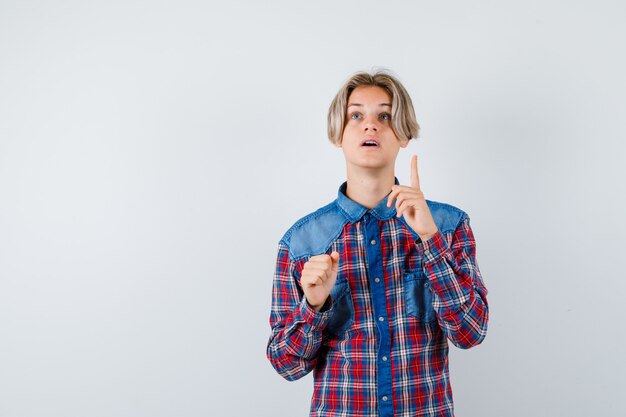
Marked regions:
[301,251,340,311]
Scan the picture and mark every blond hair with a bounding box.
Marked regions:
[327,68,420,145]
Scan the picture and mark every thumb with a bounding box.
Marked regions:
[330,251,340,270]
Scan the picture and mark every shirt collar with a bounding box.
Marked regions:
[336,176,400,223]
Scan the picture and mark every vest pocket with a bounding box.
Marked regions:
[404,270,437,323]
[324,278,355,337]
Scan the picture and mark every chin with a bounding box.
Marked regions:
[347,158,389,169]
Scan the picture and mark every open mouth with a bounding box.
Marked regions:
[361,139,380,147]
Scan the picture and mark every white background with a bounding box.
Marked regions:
[1,1,625,416]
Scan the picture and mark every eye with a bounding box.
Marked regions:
[348,112,390,121]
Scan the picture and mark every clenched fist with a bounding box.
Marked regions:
[301,251,340,312]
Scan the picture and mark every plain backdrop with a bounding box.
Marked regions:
[1,1,625,416]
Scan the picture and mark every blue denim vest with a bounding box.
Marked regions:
[280,176,467,261]
[278,174,468,325]
[277,176,469,416]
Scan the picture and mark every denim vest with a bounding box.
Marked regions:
[276,177,470,416]
[280,176,466,260]
[279,176,468,331]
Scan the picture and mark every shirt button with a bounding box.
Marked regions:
[424,249,430,255]
[374,277,380,283]
[378,316,384,322]
[382,396,388,401]
[382,356,388,361]
[370,239,377,245]
[424,282,429,287]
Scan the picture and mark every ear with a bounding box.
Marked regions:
[399,137,410,148]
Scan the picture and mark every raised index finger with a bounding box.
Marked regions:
[411,154,421,190]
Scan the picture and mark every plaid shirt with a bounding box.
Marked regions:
[266,177,489,417]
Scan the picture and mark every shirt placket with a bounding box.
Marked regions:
[362,212,393,416]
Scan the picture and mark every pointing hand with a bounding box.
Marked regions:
[386,155,438,241]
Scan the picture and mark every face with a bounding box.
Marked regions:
[336,85,409,171]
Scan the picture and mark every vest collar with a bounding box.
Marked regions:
[336,176,400,223]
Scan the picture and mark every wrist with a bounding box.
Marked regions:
[308,296,331,312]
[306,298,324,312]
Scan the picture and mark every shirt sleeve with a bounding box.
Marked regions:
[266,240,333,381]
[415,213,489,349]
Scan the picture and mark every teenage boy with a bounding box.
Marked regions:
[266,70,489,417]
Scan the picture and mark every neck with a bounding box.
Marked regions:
[344,165,396,210]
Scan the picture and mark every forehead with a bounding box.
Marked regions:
[347,85,392,106]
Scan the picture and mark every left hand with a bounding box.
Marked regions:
[387,155,439,241]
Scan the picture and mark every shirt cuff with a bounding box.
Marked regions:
[415,228,472,309]
[297,295,333,332]
[415,229,452,265]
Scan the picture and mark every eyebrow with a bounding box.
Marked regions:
[347,103,391,108]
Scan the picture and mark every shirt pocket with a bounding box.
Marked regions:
[324,278,355,337]
[403,270,437,323]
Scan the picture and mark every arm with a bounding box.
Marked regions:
[417,213,489,349]
[266,241,332,381]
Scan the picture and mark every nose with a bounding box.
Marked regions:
[363,114,379,133]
